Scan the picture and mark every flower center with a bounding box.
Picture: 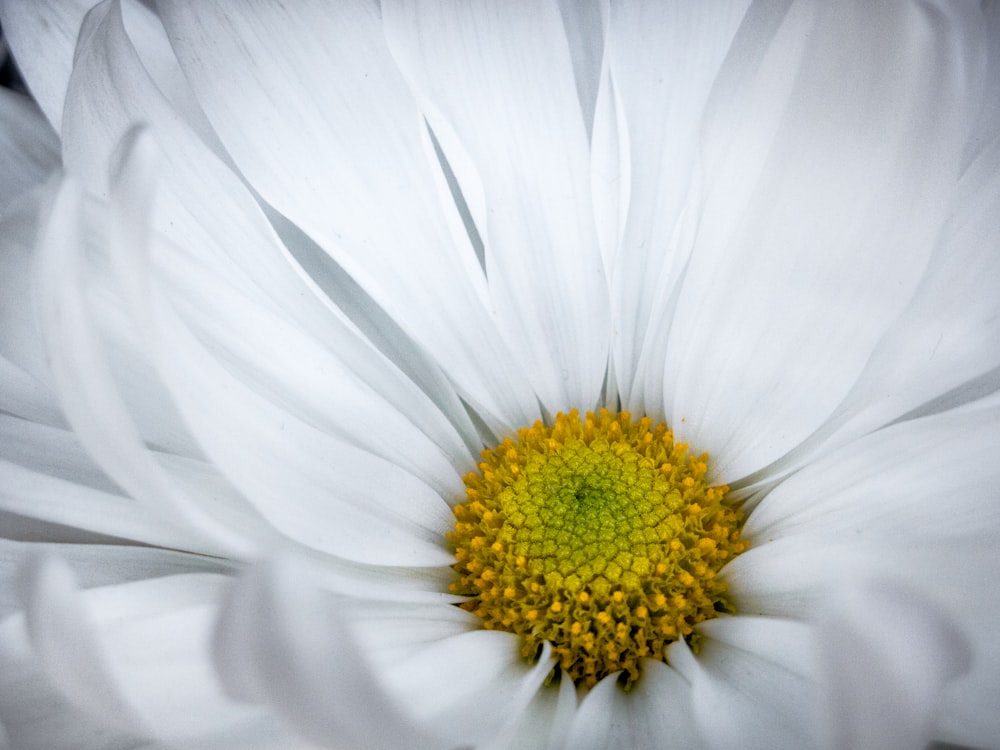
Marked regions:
[448,409,748,688]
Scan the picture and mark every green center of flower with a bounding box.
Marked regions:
[448,409,747,687]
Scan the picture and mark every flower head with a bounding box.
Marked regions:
[1,2,999,749]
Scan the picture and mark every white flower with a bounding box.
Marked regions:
[1,1,999,749]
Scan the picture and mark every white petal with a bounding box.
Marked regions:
[156,0,540,431]
[0,0,96,129]
[589,51,624,281]
[663,2,987,482]
[0,88,60,211]
[0,416,229,553]
[0,614,152,750]
[19,554,146,734]
[11,555,309,748]
[66,1,482,470]
[744,401,1000,543]
[380,630,554,748]
[605,1,750,409]
[477,676,576,750]
[725,532,1000,748]
[213,558,446,750]
[137,271,456,566]
[384,0,610,414]
[724,537,872,619]
[0,190,56,387]
[0,354,62,427]
[565,661,701,750]
[0,539,233,618]
[51,121,459,565]
[736,120,1000,494]
[33,177,254,557]
[814,575,972,750]
[669,617,814,750]
[338,598,481,668]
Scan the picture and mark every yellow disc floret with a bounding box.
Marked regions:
[448,409,747,688]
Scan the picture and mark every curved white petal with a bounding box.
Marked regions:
[14,554,299,746]
[0,539,233,618]
[44,118,461,564]
[750,142,1000,494]
[111,129,468,498]
[0,182,207,459]
[605,1,750,409]
[379,630,555,748]
[744,401,1000,543]
[134,259,457,566]
[384,0,610,415]
[725,532,1000,749]
[65,0,482,473]
[566,661,700,750]
[212,558,448,750]
[477,676,576,750]
[669,616,815,750]
[814,575,972,750]
[663,1,987,482]
[0,613,152,750]
[33,177,254,557]
[0,88,60,212]
[155,0,541,431]
[337,598,480,668]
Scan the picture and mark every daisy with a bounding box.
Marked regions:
[1,1,999,749]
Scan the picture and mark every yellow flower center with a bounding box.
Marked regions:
[448,409,748,688]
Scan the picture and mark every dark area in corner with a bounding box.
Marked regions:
[0,19,29,94]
